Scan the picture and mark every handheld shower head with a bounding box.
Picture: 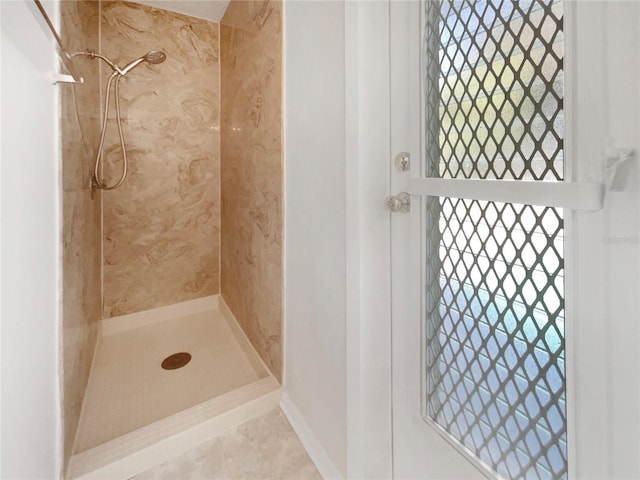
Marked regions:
[144,50,167,64]
[84,49,168,192]
[120,50,167,75]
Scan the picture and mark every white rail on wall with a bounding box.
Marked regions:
[32,0,83,83]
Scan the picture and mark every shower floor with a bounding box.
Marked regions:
[68,296,280,479]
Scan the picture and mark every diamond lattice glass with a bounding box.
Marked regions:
[424,1,567,479]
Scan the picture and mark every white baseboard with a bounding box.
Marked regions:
[280,392,343,480]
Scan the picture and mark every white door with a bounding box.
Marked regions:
[389,1,639,479]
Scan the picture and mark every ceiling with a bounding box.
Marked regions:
[133,0,231,22]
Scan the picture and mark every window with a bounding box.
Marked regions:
[424,1,567,478]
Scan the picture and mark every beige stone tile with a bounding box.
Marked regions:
[60,0,101,193]
[101,1,221,317]
[129,408,321,480]
[60,1,102,469]
[220,408,322,480]
[129,438,230,480]
[220,0,283,382]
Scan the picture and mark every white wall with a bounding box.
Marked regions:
[283,2,393,478]
[0,1,62,478]
[601,2,640,476]
[282,1,640,479]
[344,3,393,478]
[282,1,347,477]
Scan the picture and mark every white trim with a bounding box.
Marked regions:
[563,1,578,476]
[406,177,603,210]
[280,393,343,480]
[567,2,612,477]
[344,1,393,478]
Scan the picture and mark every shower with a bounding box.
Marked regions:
[121,50,167,74]
[73,50,167,191]
[55,1,286,477]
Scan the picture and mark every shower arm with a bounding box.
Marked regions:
[71,51,126,75]
[71,49,166,194]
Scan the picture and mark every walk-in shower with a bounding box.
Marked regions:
[72,49,167,191]
[57,0,284,477]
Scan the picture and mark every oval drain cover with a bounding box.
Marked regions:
[161,352,192,370]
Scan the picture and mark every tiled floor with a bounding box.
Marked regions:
[130,408,322,480]
[75,303,268,452]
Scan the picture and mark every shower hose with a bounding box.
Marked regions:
[72,49,166,192]
[93,70,128,191]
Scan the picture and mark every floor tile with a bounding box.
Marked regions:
[129,437,230,480]
[221,408,322,480]
[130,408,321,480]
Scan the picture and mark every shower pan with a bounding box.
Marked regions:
[67,297,279,480]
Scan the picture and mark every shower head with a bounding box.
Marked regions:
[144,50,167,64]
[120,50,167,75]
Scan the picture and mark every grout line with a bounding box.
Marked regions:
[218,20,223,299]
[98,0,105,319]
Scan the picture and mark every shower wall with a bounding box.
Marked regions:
[220,0,283,381]
[101,1,221,317]
[60,0,101,469]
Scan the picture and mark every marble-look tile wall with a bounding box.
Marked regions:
[101,2,220,317]
[60,0,101,471]
[220,1,283,381]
